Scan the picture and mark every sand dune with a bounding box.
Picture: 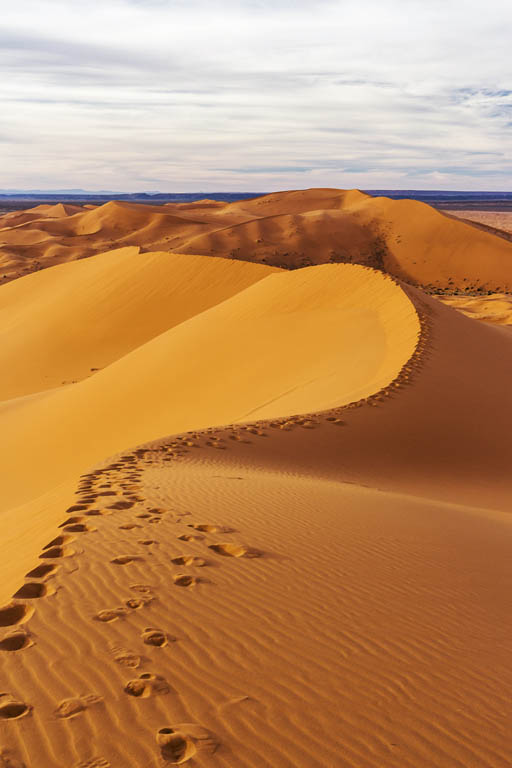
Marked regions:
[0,261,419,516]
[1,190,512,768]
[0,202,84,229]
[2,294,512,764]
[0,248,276,399]
[2,188,512,290]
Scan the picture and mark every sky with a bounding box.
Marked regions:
[1,0,511,192]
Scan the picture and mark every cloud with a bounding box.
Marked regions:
[0,0,511,190]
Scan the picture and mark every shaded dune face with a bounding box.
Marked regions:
[1,187,511,291]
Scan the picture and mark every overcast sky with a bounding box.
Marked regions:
[1,0,511,191]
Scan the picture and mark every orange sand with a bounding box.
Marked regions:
[440,292,512,326]
[1,189,512,768]
[2,189,512,290]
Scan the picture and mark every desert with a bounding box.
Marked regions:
[0,186,511,768]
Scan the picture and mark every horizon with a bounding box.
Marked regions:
[2,187,512,196]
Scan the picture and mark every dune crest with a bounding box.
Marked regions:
[0,261,420,518]
[1,190,512,768]
[2,188,511,290]
[0,248,277,399]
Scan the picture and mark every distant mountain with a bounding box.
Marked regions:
[1,189,512,211]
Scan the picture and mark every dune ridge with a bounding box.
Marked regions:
[2,188,511,291]
[2,187,512,767]
[0,260,421,519]
[0,248,277,400]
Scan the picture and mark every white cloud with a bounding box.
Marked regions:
[0,0,511,190]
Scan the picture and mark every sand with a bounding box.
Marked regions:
[1,188,512,768]
[0,248,276,400]
[2,188,512,291]
[440,292,512,326]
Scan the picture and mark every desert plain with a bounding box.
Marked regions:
[0,188,511,768]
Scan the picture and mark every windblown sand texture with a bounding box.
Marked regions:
[1,188,512,767]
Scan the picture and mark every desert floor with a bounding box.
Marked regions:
[1,189,511,768]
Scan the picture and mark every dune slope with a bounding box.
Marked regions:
[2,189,512,290]
[4,450,512,768]
[0,248,277,399]
[1,237,512,768]
[0,263,420,516]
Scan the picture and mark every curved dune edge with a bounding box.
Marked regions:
[0,248,279,400]
[0,263,422,606]
[0,263,421,518]
[2,278,512,767]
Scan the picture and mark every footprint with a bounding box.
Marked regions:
[74,758,111,768]
[124,673,170,698]
[119,523,143,530]
[173,575,196,588]
[0,696,31,720]
[58,516,85,527]
[138,540,157,547]
[62,523,96,533]
[66,505,88,514]
[171,556,206,567]
[178,534,203,542]
[39,546,74,559]
[208,543,261,558]
[112,649,141,669]
[156,728,196,764]
[111,556,143,565]
[55,694,102,719]
[107,501,135,510]
[42,534,74,549]
[156,723,217,764]
[0,603,34,627]
[135,513,152,519]
[141,628,170,647]
[188,524,218,533]
[95,608,128,623]
[130,584,153,594]
[12,583,54,599]
[148,517,162,524]
[125,597,153,610]
[0,631,33,652]
[25,563,59,579]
